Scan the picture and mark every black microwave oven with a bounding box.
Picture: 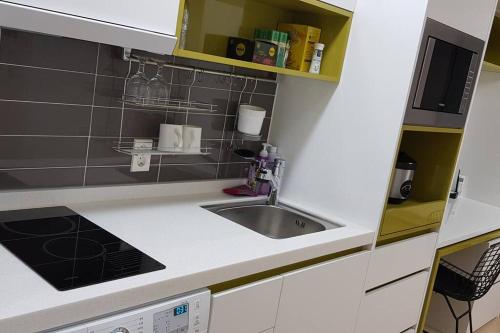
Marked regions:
[404,18,485,128]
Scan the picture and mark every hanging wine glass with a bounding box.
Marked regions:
[124,56,149,104]
[147,60,169,105]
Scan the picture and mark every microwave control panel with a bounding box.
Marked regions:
[51,289,210,333]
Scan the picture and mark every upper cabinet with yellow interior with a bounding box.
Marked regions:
[174,0,353,82]
[484,15,500,72]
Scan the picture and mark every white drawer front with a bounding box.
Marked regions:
[356,271,429,333]
[366,233,437,290]
[208,276,283,333]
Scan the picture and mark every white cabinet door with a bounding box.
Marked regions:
[208,276,283,333]
[0,0,179,54]
[5,0,179,36]
[320,0,356,11]
[274,252,370,333]
[355,271,429,333]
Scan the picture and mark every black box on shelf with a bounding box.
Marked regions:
[226,37,255,62]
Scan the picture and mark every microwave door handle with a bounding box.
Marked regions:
[458,52,479,115]
[413,37,437,108]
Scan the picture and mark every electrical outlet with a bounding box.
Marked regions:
[130,139,153,172]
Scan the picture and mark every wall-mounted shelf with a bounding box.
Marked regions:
[119,97,218,113]
[227,131,263,142]
[175,49,340,83]
[175,0,352,82]
[378,125,463,244]
[114,146,213,156]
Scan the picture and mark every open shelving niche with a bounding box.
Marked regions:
[113,56,271,157]
[378,125,464,244]
[174,0,353,83]
[483,15,500,73]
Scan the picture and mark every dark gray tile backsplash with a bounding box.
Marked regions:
[0,65,95,104]
[0,29,277,190]
[0,137,88,169]
[0,101,91,136]
[0,29,98,73]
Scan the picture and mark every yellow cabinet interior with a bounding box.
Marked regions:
[483,16,500,71]
[378,126,463,244]
[174,0,352,82]
[483,15,500,72]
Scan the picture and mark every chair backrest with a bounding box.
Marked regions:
[470,242,500,300]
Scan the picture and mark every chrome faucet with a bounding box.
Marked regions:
[267,158,286,206]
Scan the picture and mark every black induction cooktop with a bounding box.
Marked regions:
[0,206,165,291]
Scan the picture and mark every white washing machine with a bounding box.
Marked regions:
[51,289,211,333]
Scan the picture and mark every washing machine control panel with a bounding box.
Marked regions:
[153,303,189,333]
[51,289,210,333]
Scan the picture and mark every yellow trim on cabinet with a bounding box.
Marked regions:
[402,125,464,134]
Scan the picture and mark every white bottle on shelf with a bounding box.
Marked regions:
[309,43,325,74]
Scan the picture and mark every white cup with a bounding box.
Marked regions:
[182,126,202,153]
[237,104,266,136]
[158,124,183,152]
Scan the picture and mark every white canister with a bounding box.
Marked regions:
[182,125,202,153]
[237,104,266,136]
[158,124,183,152]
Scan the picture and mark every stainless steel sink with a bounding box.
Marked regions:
[203,201,342,239]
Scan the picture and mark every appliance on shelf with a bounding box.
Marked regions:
[405,18,485,128]
[51,288,211,333]
[388,152,417,204]
[0,206,165,291]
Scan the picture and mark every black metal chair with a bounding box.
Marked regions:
[433,242,500,333]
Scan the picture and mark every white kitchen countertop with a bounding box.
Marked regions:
[0,181,374,332]
[439,197,500,248]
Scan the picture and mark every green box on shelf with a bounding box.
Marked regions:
[276,32,289,68]
[254,29,281,45]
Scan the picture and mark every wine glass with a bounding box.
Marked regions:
[124,56,149,104]
[147,60,169,105]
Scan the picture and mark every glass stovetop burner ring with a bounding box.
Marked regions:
[43,237,106,261]
[2,216,76,237]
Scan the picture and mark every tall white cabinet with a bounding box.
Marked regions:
[208,252,370,333]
